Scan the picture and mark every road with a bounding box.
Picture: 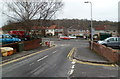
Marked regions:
[1,38,119,79]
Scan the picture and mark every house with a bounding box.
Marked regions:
[32,26,46,36]
[67,26,89,37]
[94,25,118,36]
[45,25,64,36]
[32,25,64,36]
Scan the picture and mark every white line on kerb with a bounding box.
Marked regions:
[37,55,48,62]
[72,61,76,64]
[71,65,75,69]
[52,51,57,54]
[69,69,74,75]
[29,63,34,66]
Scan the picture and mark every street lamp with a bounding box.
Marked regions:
[84,1,93,49]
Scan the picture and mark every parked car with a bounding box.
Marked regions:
[97,37,120,49]
[0,34,21,45]
[68,36,76,39]
[59,36,71,40]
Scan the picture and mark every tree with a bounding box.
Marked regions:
[3,0,64,31]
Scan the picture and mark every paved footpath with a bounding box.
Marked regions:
[1,46,49,63]
[74,47,109,63]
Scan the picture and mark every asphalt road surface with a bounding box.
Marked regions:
[1,38,119,79]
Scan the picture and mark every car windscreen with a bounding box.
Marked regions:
[4,35,12,38]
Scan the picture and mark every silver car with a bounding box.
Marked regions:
[97,37,120,48]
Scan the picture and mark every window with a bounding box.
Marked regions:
[109,38,115,41]
[55,29,58,31]
[4,35,12,38]
[46,30,48,32]
[69,34,72,36]
[79,30,82,32]
[51,29,54,31]
[108,38,117,42]
[73,30,76,32]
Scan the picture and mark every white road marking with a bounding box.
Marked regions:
[30,66,41,73]
[71,65,75,69]
[68,61,76,76]
[29,63,34,66]
[37,55,48,62]
[52,51,57,54]
[69,69,74,75]
[30,63,46,74]
[72,61,76,64]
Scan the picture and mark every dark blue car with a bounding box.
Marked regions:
[0,34,21,45]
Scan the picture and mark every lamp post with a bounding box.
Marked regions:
[84,1,93,49]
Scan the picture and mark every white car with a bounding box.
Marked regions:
[68,36,76,39]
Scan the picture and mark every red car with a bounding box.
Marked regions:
[60,36,71,40]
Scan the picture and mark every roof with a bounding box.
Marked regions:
[68,26,87,30]
[32,25,64,30]
[48,25,64,29]
[49,25,56,29]
[32,26,47,30]
[95,25,110,30]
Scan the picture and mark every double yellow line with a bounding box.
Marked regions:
[67,48,118,67]
[67,48,75,59]
[0,46,55,67]
[73,59,117,67]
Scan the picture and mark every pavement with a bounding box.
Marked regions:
[74,47,109,63]
[1,46,49,63]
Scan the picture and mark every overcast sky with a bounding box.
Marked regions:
[0,0,120,27]
[57,0,119,21]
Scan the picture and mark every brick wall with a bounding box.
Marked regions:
[91,42,120,63]
[2,39,42,52]
[24,38,42,51]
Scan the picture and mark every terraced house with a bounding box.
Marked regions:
[67,26,89,38]
[45,25,64,36]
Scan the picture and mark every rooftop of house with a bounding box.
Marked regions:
[32,26,47,30]
[95,25,115,31]
[48,25,64,29]
[68,25,88,30]
[95,25,106,30]
[32,25,64,30]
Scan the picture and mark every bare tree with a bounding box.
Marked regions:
[3,0,64,30]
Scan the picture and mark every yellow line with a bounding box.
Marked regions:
[74,59,116,67]
[0,46,56,67]
[67,48,117,67]
[67,48,75,58]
